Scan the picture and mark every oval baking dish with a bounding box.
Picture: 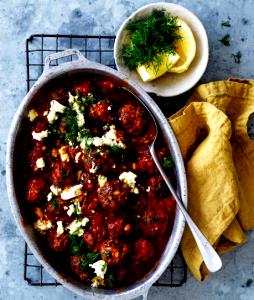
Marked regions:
[6,49,187,299]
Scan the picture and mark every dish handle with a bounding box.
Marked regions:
[44,49,89,72]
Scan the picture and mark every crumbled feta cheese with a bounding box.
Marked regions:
[27,109,38,122]
[50,185,61,196]
[47,192,53,201]
[80,136,93,149]
[98,175,107,187]
[89,260,107,279]
[93,137,104,147]
[73,102,85,127]
[146,186,151,192]
[56,221,64,236]
[67,204,75,216]
[68,92,77,104]
[61,184,83,200]
[101,125,126,148]
[43,111,48,116]
[81,217,89,226]
[36,157,45,169]
[80,125,126,150]
[47,100,66,123]
[75,152,82,163]
[66,217,89,236]
[34,219,52,233]
[107,106,112,111]
[119,171,139,194]
[67,200,82,216]
[58,146,70,162]
[32,130,48,141]
[89,162,98,174]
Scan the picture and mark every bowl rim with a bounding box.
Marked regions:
[114,2,209,97]
[6,52,188,299]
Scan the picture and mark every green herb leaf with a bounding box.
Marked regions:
[218,34,231,46]
[232,51,242,64]
[221,20,231,27]
[163,156,174,169]
[107,273,116,288]
[121,9,181,70]
[52,198,59,208]
[68,235,85,256]
[80,252,101,271]
[111,144,121,153]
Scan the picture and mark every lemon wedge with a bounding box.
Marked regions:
[169,19,196,73]
[136,52,180,82]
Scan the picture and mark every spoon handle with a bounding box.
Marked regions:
[149,144,222,273]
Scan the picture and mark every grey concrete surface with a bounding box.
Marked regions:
[1,0,254,299]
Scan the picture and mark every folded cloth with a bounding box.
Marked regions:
[168,79,254,280]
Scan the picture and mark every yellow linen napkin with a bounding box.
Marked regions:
[168,79,254,280]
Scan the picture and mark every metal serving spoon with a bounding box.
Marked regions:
[120,86,222,273]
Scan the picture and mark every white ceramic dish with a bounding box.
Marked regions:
[114,2,209,97]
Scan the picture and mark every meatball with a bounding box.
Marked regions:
[70,255,89,281]
[82,213,107,251]
[51,161,73,186]
[118,103,145,136]
[89,100,113,123]
[26,177,47,202]
[84,151,115,174]
[107,214,129,239]
[97,80,115,93]
[100,239,129,266]
[148,175,168,197]
[131,122,156,146]
[97,179,129,211]
[159,195,176,217]
[29,143,47,167]
[48,87,68,102]
[47,230,69,252]
[32,119,48,134]
[81,172,96,192]
[44,201,67,222]
[134,151,157,174]
[74,80,91,95]
[141,207,169,237]
[132,238,154,262]
[82,194,100,216]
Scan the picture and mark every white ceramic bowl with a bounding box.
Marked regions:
[114,2,209,97]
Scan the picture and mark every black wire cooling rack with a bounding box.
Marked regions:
[24,34,187,288]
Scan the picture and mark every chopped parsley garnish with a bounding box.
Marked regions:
[163,156,174,169]
[52,198,59,208]
[111,144,121,154]
[69,235,85,255]
[63,107,92,146]
[218,34,231,46]
[221,20,231,27]
[76,92,95,107]
[121,9,181,70]
[80,252,101,271]
[232,51,242,64]
[106,273,116,288]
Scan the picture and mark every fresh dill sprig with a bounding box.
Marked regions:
[121,9,181,70]
[221,20,231,27]
[232,51,242,64]
[218,34,231,46]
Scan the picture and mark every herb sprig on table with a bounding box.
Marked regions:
[121,9,181,71]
